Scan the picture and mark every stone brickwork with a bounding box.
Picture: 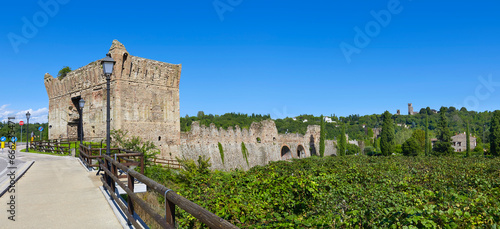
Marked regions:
[44,40,182,157]
[180,120,329,170]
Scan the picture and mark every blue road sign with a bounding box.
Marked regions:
[38,126,44,131]
[0,137,6,142]
[11,137,17,142]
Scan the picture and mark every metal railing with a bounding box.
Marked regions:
[99,154,238,229]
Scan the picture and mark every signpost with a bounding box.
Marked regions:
[1,136,5,151]
[39,126,44,141]
[20,121,24,143]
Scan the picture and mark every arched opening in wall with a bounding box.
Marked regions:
[70,96,82,141]
[281,145,292,160]
[121,53,128,76]
[297,145,305,158]
[158,136,161,141]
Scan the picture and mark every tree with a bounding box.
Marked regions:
[425,115,430,156]
[338,124,347,156]
[380,111,395,156]
[434,107,454,156]
[411,129,425,152]
[394,128,412,145]
[466,120,470,157]
[402,137,419,156]
[57,66,72,79]
[319,115,325,157]
[197,111,205,119]
[374,137,381,152]
[426,107,432,115]
[367,128,374,138]
[490,110,500,156]
[346,143,360,155]
[111,129,159,166]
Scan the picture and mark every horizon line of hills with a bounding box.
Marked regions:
[181,107,495,143]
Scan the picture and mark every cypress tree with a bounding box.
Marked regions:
[339,124,347,156]
[319,115,325,157]
[490,110,500,156]
[425,115,430,156]
[380,111,395,156]
[466,120,470,157]
[434,107,454,156]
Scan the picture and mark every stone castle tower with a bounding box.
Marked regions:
[44,40,182,157]
[408,103,414,115]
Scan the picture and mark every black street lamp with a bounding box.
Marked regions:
[101,53,115,189]
[102,53,115,156]
[26,111,31,152]
[79,98,85,145]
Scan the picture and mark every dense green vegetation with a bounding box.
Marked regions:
[180,113,271,132]
[147,156,500,228]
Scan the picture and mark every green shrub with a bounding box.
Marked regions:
[241,142,249,166]
[111,129,159,167]
[218,142,225,165]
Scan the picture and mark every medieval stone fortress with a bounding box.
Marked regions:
[44,40,331,170]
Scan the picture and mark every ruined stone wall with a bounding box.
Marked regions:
[179,120,325,170]
[44,40,181,157]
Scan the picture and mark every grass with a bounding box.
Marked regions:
[20,148,70,156]
[18,141,106,157]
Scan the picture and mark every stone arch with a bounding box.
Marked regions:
[281,144,292,160]
[297,144,306,158]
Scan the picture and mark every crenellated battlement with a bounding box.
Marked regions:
[181,120,320,145]
[44,40,181,100]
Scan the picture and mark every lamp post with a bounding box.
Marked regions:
[102,53,115,156]
[26,111,31,152]
[101,53,115,189]
[79,98,85,145]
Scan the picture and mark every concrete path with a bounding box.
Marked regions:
[0,150,122,228]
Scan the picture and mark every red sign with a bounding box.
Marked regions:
[20,121,24,126]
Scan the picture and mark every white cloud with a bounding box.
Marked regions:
[0,104,48,123]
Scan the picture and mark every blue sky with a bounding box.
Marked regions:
[1,0,500,123]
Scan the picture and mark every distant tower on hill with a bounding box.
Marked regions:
[408,103,414,115]
[397,109,401,115]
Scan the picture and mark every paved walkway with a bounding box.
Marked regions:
[0,150,122,228]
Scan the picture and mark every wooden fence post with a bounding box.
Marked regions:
[166,197,175,226]
[127,172,135,225]
[111,160,117,193]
